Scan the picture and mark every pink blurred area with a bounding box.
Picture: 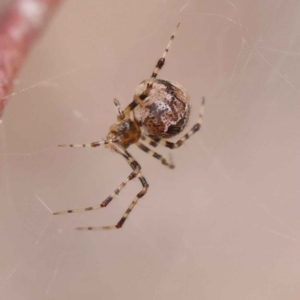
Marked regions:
[1,1,300,299]
[0,0,63,117]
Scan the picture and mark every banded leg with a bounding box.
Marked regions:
[124,81,154,115]
[151,22,180,78]
[53,170,138,215]
[135,141,174,169]
[140,135,159,148]
[58,137,120,148]
[149,97,205,149]
[76,144,149,230]
[124,23,180,114]
[76,172,148,230]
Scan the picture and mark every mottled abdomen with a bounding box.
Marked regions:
[133,79,190,139]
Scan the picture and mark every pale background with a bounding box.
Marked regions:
[1,0,300,299]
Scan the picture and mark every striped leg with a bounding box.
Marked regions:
[58,137,119,148]
[76,173,148,231]
[151,22,180,78]
[76,145,149,230]
[149,97,205,149]
[140,135,159,148]
[135,141,174,169]
[123,23,180,114]
[52,170,138,215]
[124,81,154,114]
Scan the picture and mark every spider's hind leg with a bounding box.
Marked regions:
[151,22,180,79]
[135,141,175,169]
[123,23,181,115]
[149,97,205,149]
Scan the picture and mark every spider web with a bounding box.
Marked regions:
[1,0,300,299]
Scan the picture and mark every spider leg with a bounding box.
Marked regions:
[135,141,174,169]
[150,97,205,149]
[151,22,180,79]
[76,145,149,230]
[53,170,138,215]
[140,135,159,147]
[58,137,119,148]
[123,82,154,115]
[123,23,180,115]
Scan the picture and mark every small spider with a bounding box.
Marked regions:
[53,23,205,230]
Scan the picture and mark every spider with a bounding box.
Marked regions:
[53,23,205,230]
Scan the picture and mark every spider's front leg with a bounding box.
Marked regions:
[75,145,149,231]
[53,170,139,215]
[54,137,137,215]
[58,137,120,148]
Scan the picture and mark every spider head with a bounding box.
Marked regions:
[107,118,141,149]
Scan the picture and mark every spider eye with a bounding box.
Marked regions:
[118,122,129,131]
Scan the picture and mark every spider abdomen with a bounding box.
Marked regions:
[133,79,190,139]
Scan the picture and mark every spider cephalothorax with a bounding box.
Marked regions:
[107,118,141,149]
[54,23,205,231]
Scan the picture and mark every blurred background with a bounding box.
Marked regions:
[1,0,300,299]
